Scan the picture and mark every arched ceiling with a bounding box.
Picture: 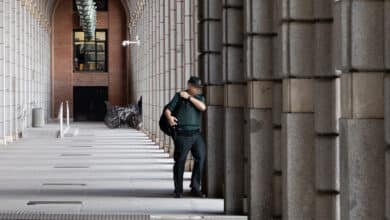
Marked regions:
[21,0,146,33]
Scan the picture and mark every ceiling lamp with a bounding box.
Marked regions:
[75,0,97,40]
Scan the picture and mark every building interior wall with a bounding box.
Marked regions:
[52,0,127,119]
[0,0,52,144]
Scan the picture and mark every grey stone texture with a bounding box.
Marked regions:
[340,119,385,220]
[222,46,244,83]
[282,0,313,20]
[245,36,273,80]
[273,175,282,218]
[386,1,390,69]
[313,0,332,19]
[247,81,273,109]
[272,82,282,126]
[387,150,390,220]
[200,53,223,84]
[315,136,340,191]
[205,106,225,198]
[223,9,244,45]
[198,0,222,19]
[199,21,223,52]
[273,129,282,173]
[282,113,315,220]
[350,0,384,70]
[245,0,274,33]
[314,22,334,77]
[340,72,384,119]
[314,79,340,134]
[283,79,314,113]
[386,75,390,145]
[224,107,245,214]
[316,195,340,220]
[247,109,273,220]
[282,23,315,77]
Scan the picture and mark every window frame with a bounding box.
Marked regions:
[73,29,108,73]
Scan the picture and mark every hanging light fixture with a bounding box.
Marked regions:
[75,0,97,40]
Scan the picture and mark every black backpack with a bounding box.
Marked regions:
[159,95,186,137]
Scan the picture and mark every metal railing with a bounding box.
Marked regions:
[58,101,70,138]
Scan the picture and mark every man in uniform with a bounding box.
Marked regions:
[164,76,207,198]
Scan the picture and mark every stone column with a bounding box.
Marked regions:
[222,0,245,214]
[184,0,192,81]
[15,0,20,137]
[272,2,283,217]
[146,1,152,137]
[151,0,157,142]
[176,0,184,89]
[280,0,316,219]
[192,1,198,77]
[337,1,386,219]
[9,0,15,140]
[183,0,194,171]
[159,0,165,148]
[155,0,162,146]
[21,0,26,131]
[0,0,5,143]
[198,0,224,198]
[163,0,171,152]
[146,1,152,136]
[314,0,340,220]
[4,0,10,141]
[244,0,275,219]
[168,0,176,155]
[386,2,390,219]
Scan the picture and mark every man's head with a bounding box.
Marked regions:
[187,76,203,95]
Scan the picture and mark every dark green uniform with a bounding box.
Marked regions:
[166,91,205,130]
[166,90,206,194]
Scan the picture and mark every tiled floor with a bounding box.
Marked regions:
[0,122,232,218]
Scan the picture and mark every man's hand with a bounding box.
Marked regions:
[168,115,178,126]
[180,91,191,99]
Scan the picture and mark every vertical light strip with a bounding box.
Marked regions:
[1,0,5,143]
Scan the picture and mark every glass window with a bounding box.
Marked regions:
[74,30,107,72]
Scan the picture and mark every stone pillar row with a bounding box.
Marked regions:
[198,0,224,199]
[245,0,275,219]
[129,0,389,220]
[130,0,198,170]
[0,0,52,145]
[386,2,390,219]
[221,0,245,215]
[314,0,339,219]
[337,0,386,220]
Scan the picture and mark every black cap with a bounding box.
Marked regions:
[187,76,203,87]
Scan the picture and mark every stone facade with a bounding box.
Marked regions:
[0,0,53,144]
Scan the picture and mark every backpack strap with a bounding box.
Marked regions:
[171,92,187,116]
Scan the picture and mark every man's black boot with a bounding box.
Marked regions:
[190,188,206,198]
[174,192,183,198]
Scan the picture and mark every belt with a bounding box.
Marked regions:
[174,127,200,136]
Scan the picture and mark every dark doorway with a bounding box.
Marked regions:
[73,86,108,121]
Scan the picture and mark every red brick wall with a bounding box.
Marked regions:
[52,0,127,118]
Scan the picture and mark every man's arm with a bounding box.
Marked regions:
[178,91,207,111]
[189,94,207,112]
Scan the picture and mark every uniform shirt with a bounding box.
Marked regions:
[166,91,206,131]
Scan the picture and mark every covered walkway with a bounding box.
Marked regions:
[0,0,389,219]
[0,122,244,219]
